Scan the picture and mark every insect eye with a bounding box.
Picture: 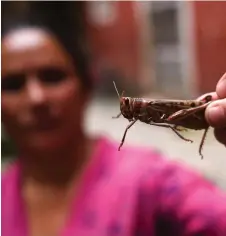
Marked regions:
[125,98,130,106]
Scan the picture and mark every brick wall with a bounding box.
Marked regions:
[193,2,226,93]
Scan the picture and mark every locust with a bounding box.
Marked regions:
[112,81,213,159]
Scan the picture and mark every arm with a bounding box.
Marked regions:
[139,159,226,236]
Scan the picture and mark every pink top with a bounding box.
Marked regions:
[2,136,226,236]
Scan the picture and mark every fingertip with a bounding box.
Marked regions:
[205,100,226,128]
[216,72,226,98]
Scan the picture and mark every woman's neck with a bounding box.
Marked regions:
[19,133,94,188]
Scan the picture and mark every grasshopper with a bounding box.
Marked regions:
[112,81,213,159]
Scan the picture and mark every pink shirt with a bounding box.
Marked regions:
[2,136,226,236]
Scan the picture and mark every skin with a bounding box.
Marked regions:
[198,73,226,146]
[206,74,226,146]
[2,27,94,235]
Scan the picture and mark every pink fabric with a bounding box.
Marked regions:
[2,136,226,236]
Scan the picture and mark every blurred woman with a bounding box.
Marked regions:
[2,2,226,236]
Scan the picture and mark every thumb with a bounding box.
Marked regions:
[205,98,226,128]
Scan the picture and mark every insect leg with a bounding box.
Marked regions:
[199,127,209,159]
[112,112,122,119]
[167,102,212,122]
[118,119,138,151]
[149,122,193,143]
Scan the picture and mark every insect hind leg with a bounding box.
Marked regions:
[149,122,193,143]
[199,127,209,159]
[167,102,211,122]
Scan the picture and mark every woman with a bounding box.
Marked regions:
[2,3,226,236]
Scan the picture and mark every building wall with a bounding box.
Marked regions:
[193,2,226,94]
[84,1,141,92]
[84,1,226,96]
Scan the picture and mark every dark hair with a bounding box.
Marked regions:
[2,1,93,90]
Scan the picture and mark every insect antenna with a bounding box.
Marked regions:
[113,81,121,99]
[113,81,125,99]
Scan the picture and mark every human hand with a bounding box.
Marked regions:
[205,73,226,146]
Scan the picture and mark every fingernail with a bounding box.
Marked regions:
[207,105,225,127]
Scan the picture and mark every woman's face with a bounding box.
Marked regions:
[2,28,88,152]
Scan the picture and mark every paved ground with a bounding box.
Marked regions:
[85,98,226,190]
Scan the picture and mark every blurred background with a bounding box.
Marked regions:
[2,1,226,188]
